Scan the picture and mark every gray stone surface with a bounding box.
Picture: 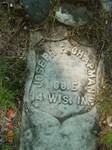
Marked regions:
[19,26,104,150]
[22,0,51,23]
[56,3,92,26]
[100,0,112,12]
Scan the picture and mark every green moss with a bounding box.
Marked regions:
[100,102,111,113]
[0,57,26,112]
[2,145,12,150]
[104,97,112,103]
[102,133,112,149]
[13,129,20,146]
[0,58,26,149]
[0,85,16,111]
[0,58,27,92]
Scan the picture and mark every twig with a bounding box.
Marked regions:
[100,41,105,53]
[71,37,94,47]
[33,37,68,47]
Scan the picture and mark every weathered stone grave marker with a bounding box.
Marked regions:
[20,26,104,150]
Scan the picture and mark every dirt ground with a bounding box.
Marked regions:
[0,0,112,150]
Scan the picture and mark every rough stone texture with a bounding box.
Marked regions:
[56,3,92,26]
[19,26,104,150]
[21,0,51,23]
[100,0,112,12]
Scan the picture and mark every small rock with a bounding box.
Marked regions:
[9,3,13,7]
[22,0,51,23]
[107,116,112,127]
[23,26,27,30]
[100,0,112,12]
[56,3,93,26]
[102,120,107,125]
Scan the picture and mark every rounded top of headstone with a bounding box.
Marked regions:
[41,26,68,40]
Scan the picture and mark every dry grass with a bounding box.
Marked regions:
[0,0,112,149]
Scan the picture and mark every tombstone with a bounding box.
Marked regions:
[19,26,104,150]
